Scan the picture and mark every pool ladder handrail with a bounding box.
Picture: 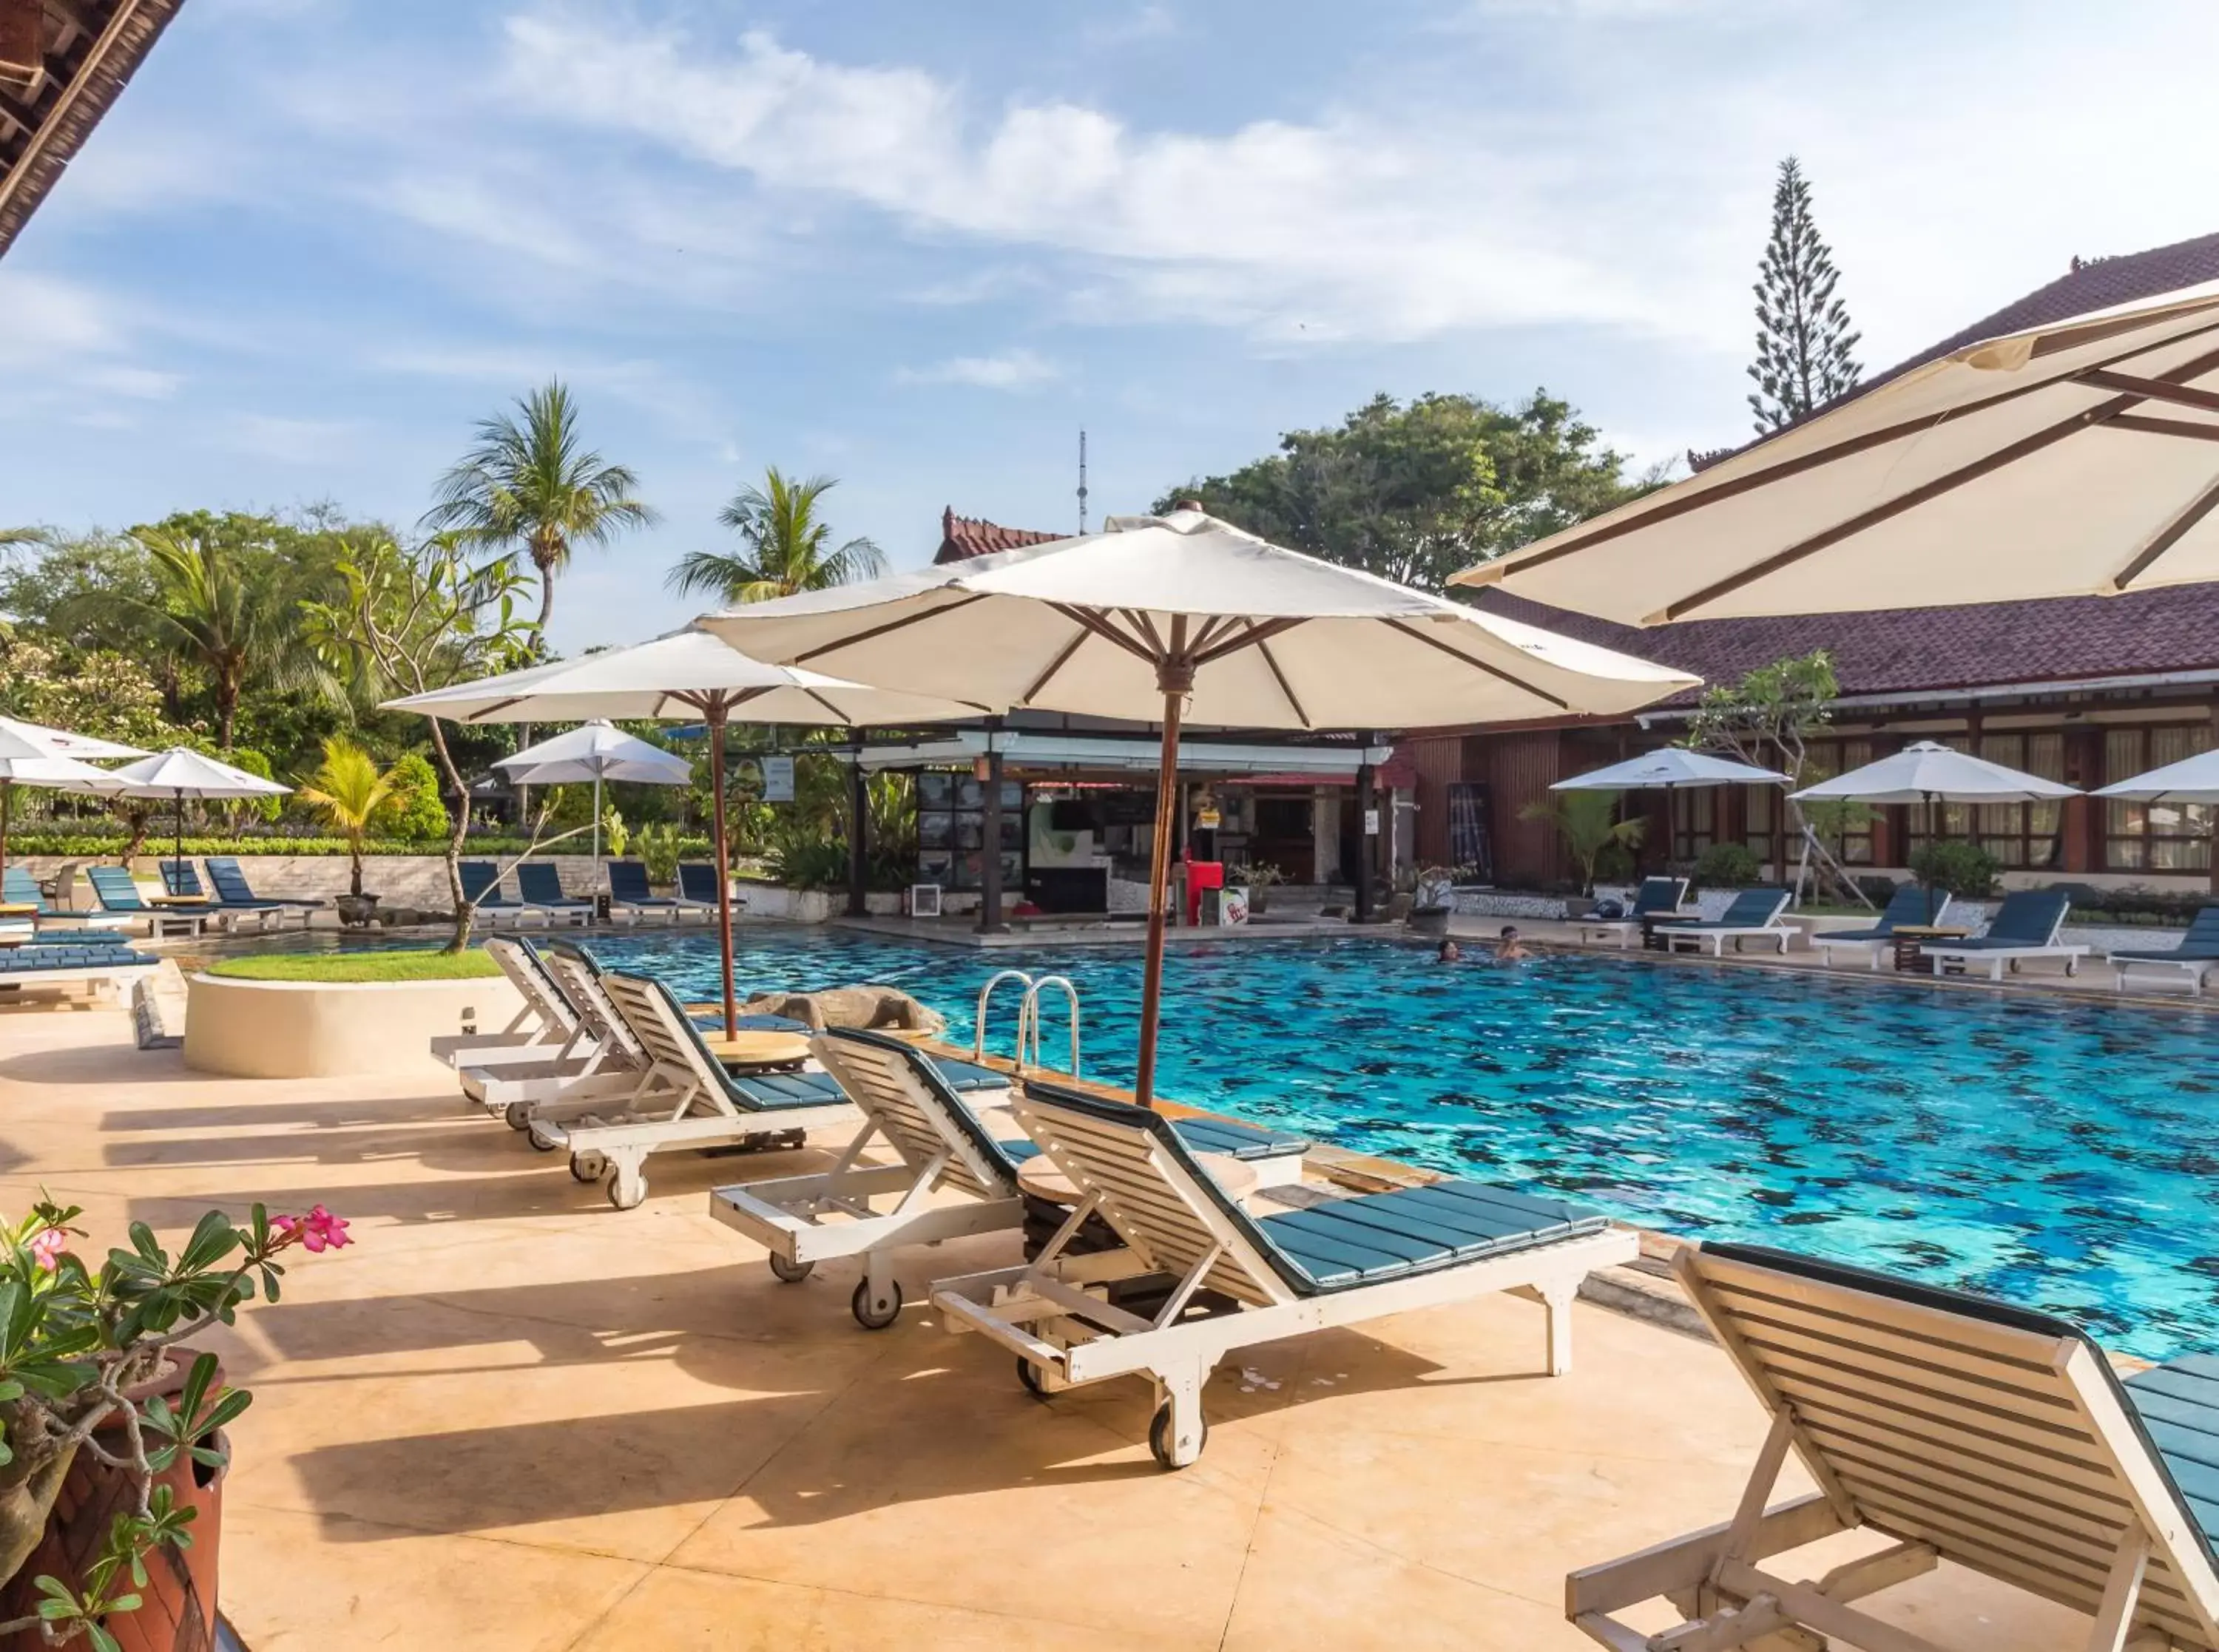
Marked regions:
[971,968,1081,1077]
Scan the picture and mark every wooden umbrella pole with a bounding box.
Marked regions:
[709,706,739,1040]
[1135,623,1192,1109]
[0,779,10,881]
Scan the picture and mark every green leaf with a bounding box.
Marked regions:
[88,1619,124,1652]
[33,1574,77,1603]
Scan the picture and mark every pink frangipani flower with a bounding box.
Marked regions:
[26,1228,64,1273]
[275,1207,351,1254]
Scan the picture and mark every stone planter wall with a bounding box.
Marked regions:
[183,973,526,1078]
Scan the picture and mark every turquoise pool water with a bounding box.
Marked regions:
[326,924,2218,1357]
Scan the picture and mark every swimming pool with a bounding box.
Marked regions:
[433,926,2219,1357]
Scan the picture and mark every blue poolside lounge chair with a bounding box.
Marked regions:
[1810,884,1953,971]
[712,1029,1313,1329]
[459,861,534,928]
[2110,904,2219,996]
[674,861,728,918]
[1,867,127,933]
[160,859,303,932]
[1653,887,1793,956]
[1572,876,1689,948]
[1921,888,2085,980]
[0,938,153,998]
[1571,1242,2219,1650]
[606,859,681,923]
[85,866,207,938]
[204,857,325,918]
[514,862,595,923]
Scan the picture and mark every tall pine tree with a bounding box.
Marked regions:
[1747,157,1863,433]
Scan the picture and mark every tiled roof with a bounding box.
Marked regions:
[1470,583,2219,708]
[933,508,1065,565]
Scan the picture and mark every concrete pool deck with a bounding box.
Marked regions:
[0,1003,2114,1649]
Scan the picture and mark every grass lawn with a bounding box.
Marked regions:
[206,949,501,984]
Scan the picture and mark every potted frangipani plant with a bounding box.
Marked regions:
[0,1197,350,1650]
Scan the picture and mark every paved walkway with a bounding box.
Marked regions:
[0,1004,2093,1649]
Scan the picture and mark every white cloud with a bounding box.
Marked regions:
[1081,4,1180,47]
[0,271,118,362]
[895,349,1061,391]
[224,414,357,465]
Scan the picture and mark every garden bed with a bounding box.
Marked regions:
[206,949,501,984]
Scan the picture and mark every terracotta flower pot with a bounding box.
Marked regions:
[0,1350,229,1652]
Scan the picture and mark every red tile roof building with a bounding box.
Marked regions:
[933,508,1065,565]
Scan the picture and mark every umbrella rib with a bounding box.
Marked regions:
[2077,370,2219,416]
[800,688,859,725]
[2110,473,2219,592]
[1049,604,1158,665]
[1655,342,2219,621]
[1186,615,1239,655]
[1021,626,1092,704]
[1465,315,2219,580]
[1382,620,1570,711]
[1254,639,1311,729]
[789,593,991,667]
[2105,413,2219,443]
[1122,609,1168,657]
[1193,617,1307,667]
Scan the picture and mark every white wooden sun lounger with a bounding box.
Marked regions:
[1570,1240,2219,1652]
[527,971,858,1210]
[1923,891,2088,981]
[430,936,582,1069]
[1573,878,1694,948]
[929,1082,1635,1469]
[708,1033,1308,1332]
[1656,889,1795,957]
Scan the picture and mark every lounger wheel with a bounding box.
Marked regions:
[1147,1402,1207,1471]
[768,1253,814,1284]
[606,1167,647,1211]
[503,1102,533,1131]
[527,1129,558,1153]
[850,1277,902,1330]
[570,1151,607,1183]
[1016,1356,1047,1401]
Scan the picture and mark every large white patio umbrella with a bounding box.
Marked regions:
[385,626,984,1037]
[0,716,147,879]
[107,748,292,877]
[703,506,1700,1104]
[495,721,693,862]
[2095,748,2219,889]
[1551,749,1788,790]
[1453,285,2219,623]
[1794,740,2080,919]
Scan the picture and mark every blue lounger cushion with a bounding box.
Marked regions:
[2113,906,2219,962]
[1001,1113,1311,1168]
[729,1052,1015,1111]
[1656,887,1790,932]
[1824,886,1946,943]
[2125,1356,2219,1548]
[689,1011,814,1035]
[459,861,526,909]
[1257,1184,1606,1289]
[0,944,149,972]
[515,864,592,908]
[204,858,323,909]
[607,861,679,907]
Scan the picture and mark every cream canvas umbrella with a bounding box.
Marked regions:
[494,721,694,861]
[385,626,984,1036]
[0,716,146,880]
[1550,750,1788,790]
[704,506,1700,1103]
[1454,284,2219,623]
[107,748,292,879]
[2095,748,2219,887]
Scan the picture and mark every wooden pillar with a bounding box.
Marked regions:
[976,725,1005,934]
[2209,697,2219,895]
[2061,725,2101,876]
[1353,738,1377,923]
[845,742,868,918]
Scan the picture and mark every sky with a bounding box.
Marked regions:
[5,0,2218,653]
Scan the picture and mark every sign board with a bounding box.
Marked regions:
[761,754,796,803]
[1217,887,1249,927]
[1197,807,1222,829]
[1363,808,1380,836]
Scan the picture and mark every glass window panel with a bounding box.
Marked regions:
[2106,728,2143,788]
[2152,725,2194,769]
[2112,836,2147,869]
[2027,732,2064,780]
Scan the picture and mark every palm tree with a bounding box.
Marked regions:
[666,467,886,604]
[425,379,657,637]
[296,737,397,898]
[1519,789,1646,896]
[132,528,284,751]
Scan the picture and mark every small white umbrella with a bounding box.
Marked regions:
[385,627,983,1037]
[107,748,292,879]
[2094,748,2219,804]
[706,506,1699,1103]
[1454,283,2219,623]
[0,717,149,879]
[495,722,694,862]
[1552,750,1788,790]
[1793,740,2080,921]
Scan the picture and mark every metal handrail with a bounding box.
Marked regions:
[973,969,1036,1063]
[1016,975,1081,1077]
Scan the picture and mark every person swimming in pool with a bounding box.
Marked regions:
[1436,939,1462,964]
[1493,925,1531,964]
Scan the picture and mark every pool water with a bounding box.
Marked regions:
[356,925,2219,1358]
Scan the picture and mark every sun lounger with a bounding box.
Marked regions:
[709,1031,1311,1330]
[514,861,596,924]
[85,866,206,938]
[0,938,154,999]
[606,859,683,924]
[1573,876,1691,948]
[1654,886,1794,956]
[1922,887,2086,980]
[673,861,728,918]
[1812,884,1953,970]
[2112,905,2219,997]
[460,860,581,928]
[433,935,588,1071]
[1568,1240,2219,1652]
[158,859,302,933]
[1,867,130,934]
[524,971,862,1209]
[203,857,325,922]
[930,1082,1635,1469]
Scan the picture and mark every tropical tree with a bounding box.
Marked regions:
[425,379,657,636]
[1748,157,1864,433]
[129,527,291,751]
[1519,789,1646,896]
[666,468,886,604]
[296,737,398,896]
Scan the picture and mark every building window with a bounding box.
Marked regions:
[1743,783,1774,864]
[1902,732,2064,870]
[1672,788,1715,861]
[1800,739,1874,865]
[2106,724,2214,872]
